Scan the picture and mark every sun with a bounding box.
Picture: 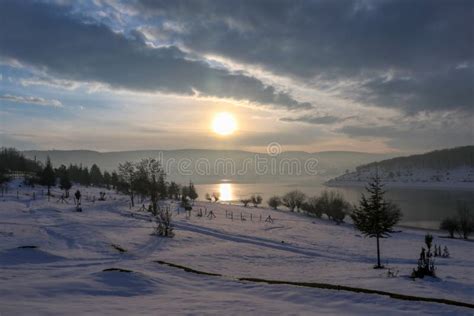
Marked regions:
[212,112,237,136]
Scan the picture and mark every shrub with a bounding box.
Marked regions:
[155,209,174,237]
[411,234,436,279]
[439,217,459,238]
[282,190,306,212]
[251,194,263,207]
[267,196,282,210]
[212,192,220,202]
[315,191,350,224]
[457,204,474,240]
[301,197,323,218]
[240,198,251,207]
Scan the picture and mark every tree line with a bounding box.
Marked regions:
[266,190,351,225]
[357,145,474,172]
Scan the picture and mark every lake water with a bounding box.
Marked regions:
[195,181,474,230]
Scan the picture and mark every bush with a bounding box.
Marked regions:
[316,191,350,224]
[411,234,436,279]
[154,208,174,237]
[439,217,458,238]
[251,194,263,207]
[240,198,251,207]
[267,196,282,210]
[457,204,474,240]
[282,190,306,212]
[440,204,474,239]
[301,197,323,218]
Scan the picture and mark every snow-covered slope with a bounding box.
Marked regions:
[327,146,474,189]
[326,166,474,189]
[1,181,473,315]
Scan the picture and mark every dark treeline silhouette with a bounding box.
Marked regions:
[357,146,474,172]
[0,147,42,173]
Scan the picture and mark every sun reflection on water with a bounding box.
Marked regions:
[219,183,233,201]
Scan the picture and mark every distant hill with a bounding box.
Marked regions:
[22,149,393,184]
[326,146,474,189]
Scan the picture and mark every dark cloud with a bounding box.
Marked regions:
[0,1,311,110]
[136,0,474,113]
[280,114,356,125]
[336,123,474,151]
[358,67,474,113]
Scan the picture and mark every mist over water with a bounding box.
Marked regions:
[196,180,474,230]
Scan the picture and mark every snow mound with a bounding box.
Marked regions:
[92,269,156,296]
[0,247,64,265]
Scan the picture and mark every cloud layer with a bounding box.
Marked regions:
[0,94,62,107]
[137,0,474,113]
[0,1,311,110]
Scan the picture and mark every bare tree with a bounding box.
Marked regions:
[439,217,459,238]
[282,190,306,212]
[240,198,252,207]
[251,194,263,207]
[267,196,282,210]
[457,204,474,239]
[118,161,136,207]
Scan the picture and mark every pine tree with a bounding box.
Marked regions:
[157,172,167,199]
[80,167,91,186]
[103,171,111,189]
[351,174,402,268]
[89,164,104,186]
[41,157,56,196]
[187,181,198,201]
[59,171,72,197]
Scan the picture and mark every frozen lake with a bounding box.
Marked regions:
[196,180,474,229]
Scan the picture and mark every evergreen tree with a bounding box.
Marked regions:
[89,164,104,186]
[351,174,402,268]
[168,181,180,200]
[187,181,198,201]
[111,171,119,189]
[157,172,167,199]
[40,157,56,196]
[80,167,91,186]
[59,171,72,197]
[103,171,111,189]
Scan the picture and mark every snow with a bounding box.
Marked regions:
[1,180,473,315]
[326,167,474,190]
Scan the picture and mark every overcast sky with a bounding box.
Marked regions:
[0,0,472,153]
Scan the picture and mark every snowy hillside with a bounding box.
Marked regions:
[326,146,474,189]
[1,180,473,315]
[326,166,474,189]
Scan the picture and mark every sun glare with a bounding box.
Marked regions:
[212,112,237,136]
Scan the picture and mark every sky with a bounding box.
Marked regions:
[0,0,472,154]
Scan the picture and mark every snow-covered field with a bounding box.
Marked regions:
[1,180,473,315]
